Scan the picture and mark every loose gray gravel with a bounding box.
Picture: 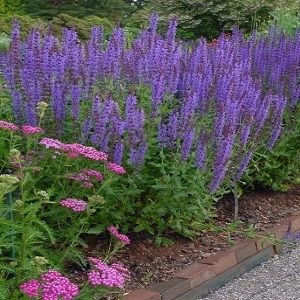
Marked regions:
[201,245,300,300]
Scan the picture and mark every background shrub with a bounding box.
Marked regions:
[127,0,300,39]
[0,33,10,51]
[0,14,114,41]
[0,15,48,37]
[51,14,114,39]
[260,1,300,35]
[24,0,133,22]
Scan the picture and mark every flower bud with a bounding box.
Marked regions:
[14,199,23,208]
[88,195,105,205]
[36,191,50,201]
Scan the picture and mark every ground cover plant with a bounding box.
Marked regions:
[0,14,299,299]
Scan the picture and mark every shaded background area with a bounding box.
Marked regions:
[0,0,299,39]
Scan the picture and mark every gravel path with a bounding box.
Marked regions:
[201,245,300,300]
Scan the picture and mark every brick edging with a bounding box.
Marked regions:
[122,212,300,300]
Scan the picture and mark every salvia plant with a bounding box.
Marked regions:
[0,13,299,299]
[1,15,300,235]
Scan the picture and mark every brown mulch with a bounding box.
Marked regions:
[70,185,300,294]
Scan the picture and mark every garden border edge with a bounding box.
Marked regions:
[122,210,300,300]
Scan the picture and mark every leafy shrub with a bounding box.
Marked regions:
[0,14,48,38]
[243,106,300,191]
[129,0,279,39]
[260,1,300,35]
[0,14,114,41]
[22,0,133,22]
[0,33,10,51]
[51,14,114,40]
[0,0,23,16]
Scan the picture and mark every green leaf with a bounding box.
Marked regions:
[155,236,173,247]
[134,222,154,235]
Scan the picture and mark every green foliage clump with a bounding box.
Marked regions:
[0,33,10,51]
[129,0,277,39]
[0,14,114,41]
[243,106,300,191]
[128,0,299,39]
[51,14,114,39]
[260,1,300,35]
[0,14,48,38]
[22,0,133,21]
[0,0,23,16]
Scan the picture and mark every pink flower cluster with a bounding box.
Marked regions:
[0,120,19,131]
[22,125,45,135]
[40,138,65,149]
[62,143,108,161]
[39,138,108,162]
[0,120,45,135]
[67,173,93,189]
[81,169,104,181]
[67,169,104,189]
[20,279,40,298]
[108,226,130,245]
[87,257,130,289]
[106,163,126,174]
[20,270,79,300]
[60,198,87,212]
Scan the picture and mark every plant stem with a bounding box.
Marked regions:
[59,221,86,264]
[6,192,16,260]
[233,186,239,221]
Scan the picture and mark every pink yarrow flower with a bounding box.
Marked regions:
[67,173,90,182]
[62,143,108,161]
[22,125,44,135]
[40,138,65,150]
[81,169,104,181]
[20,270,79,300]
[67,152,80,159]
[60,198,87,212]
[106,162,126,174]
[0,120,19,131]
[82,181,94,189]
[40,270,62,283]
[107,225,130,245]
[67,173,94,189]
[41,276,79,300]
[39,139,108,162]
[20,279,40,298]
[87,257,130,289]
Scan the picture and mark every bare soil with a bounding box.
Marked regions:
[70,185,300,295]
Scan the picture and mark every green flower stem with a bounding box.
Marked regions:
[104,242,123,263]
[5,191,16,260]
[58,220,86,265]
[232,184,239,221]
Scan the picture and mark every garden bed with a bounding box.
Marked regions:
[78,185,300,295]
